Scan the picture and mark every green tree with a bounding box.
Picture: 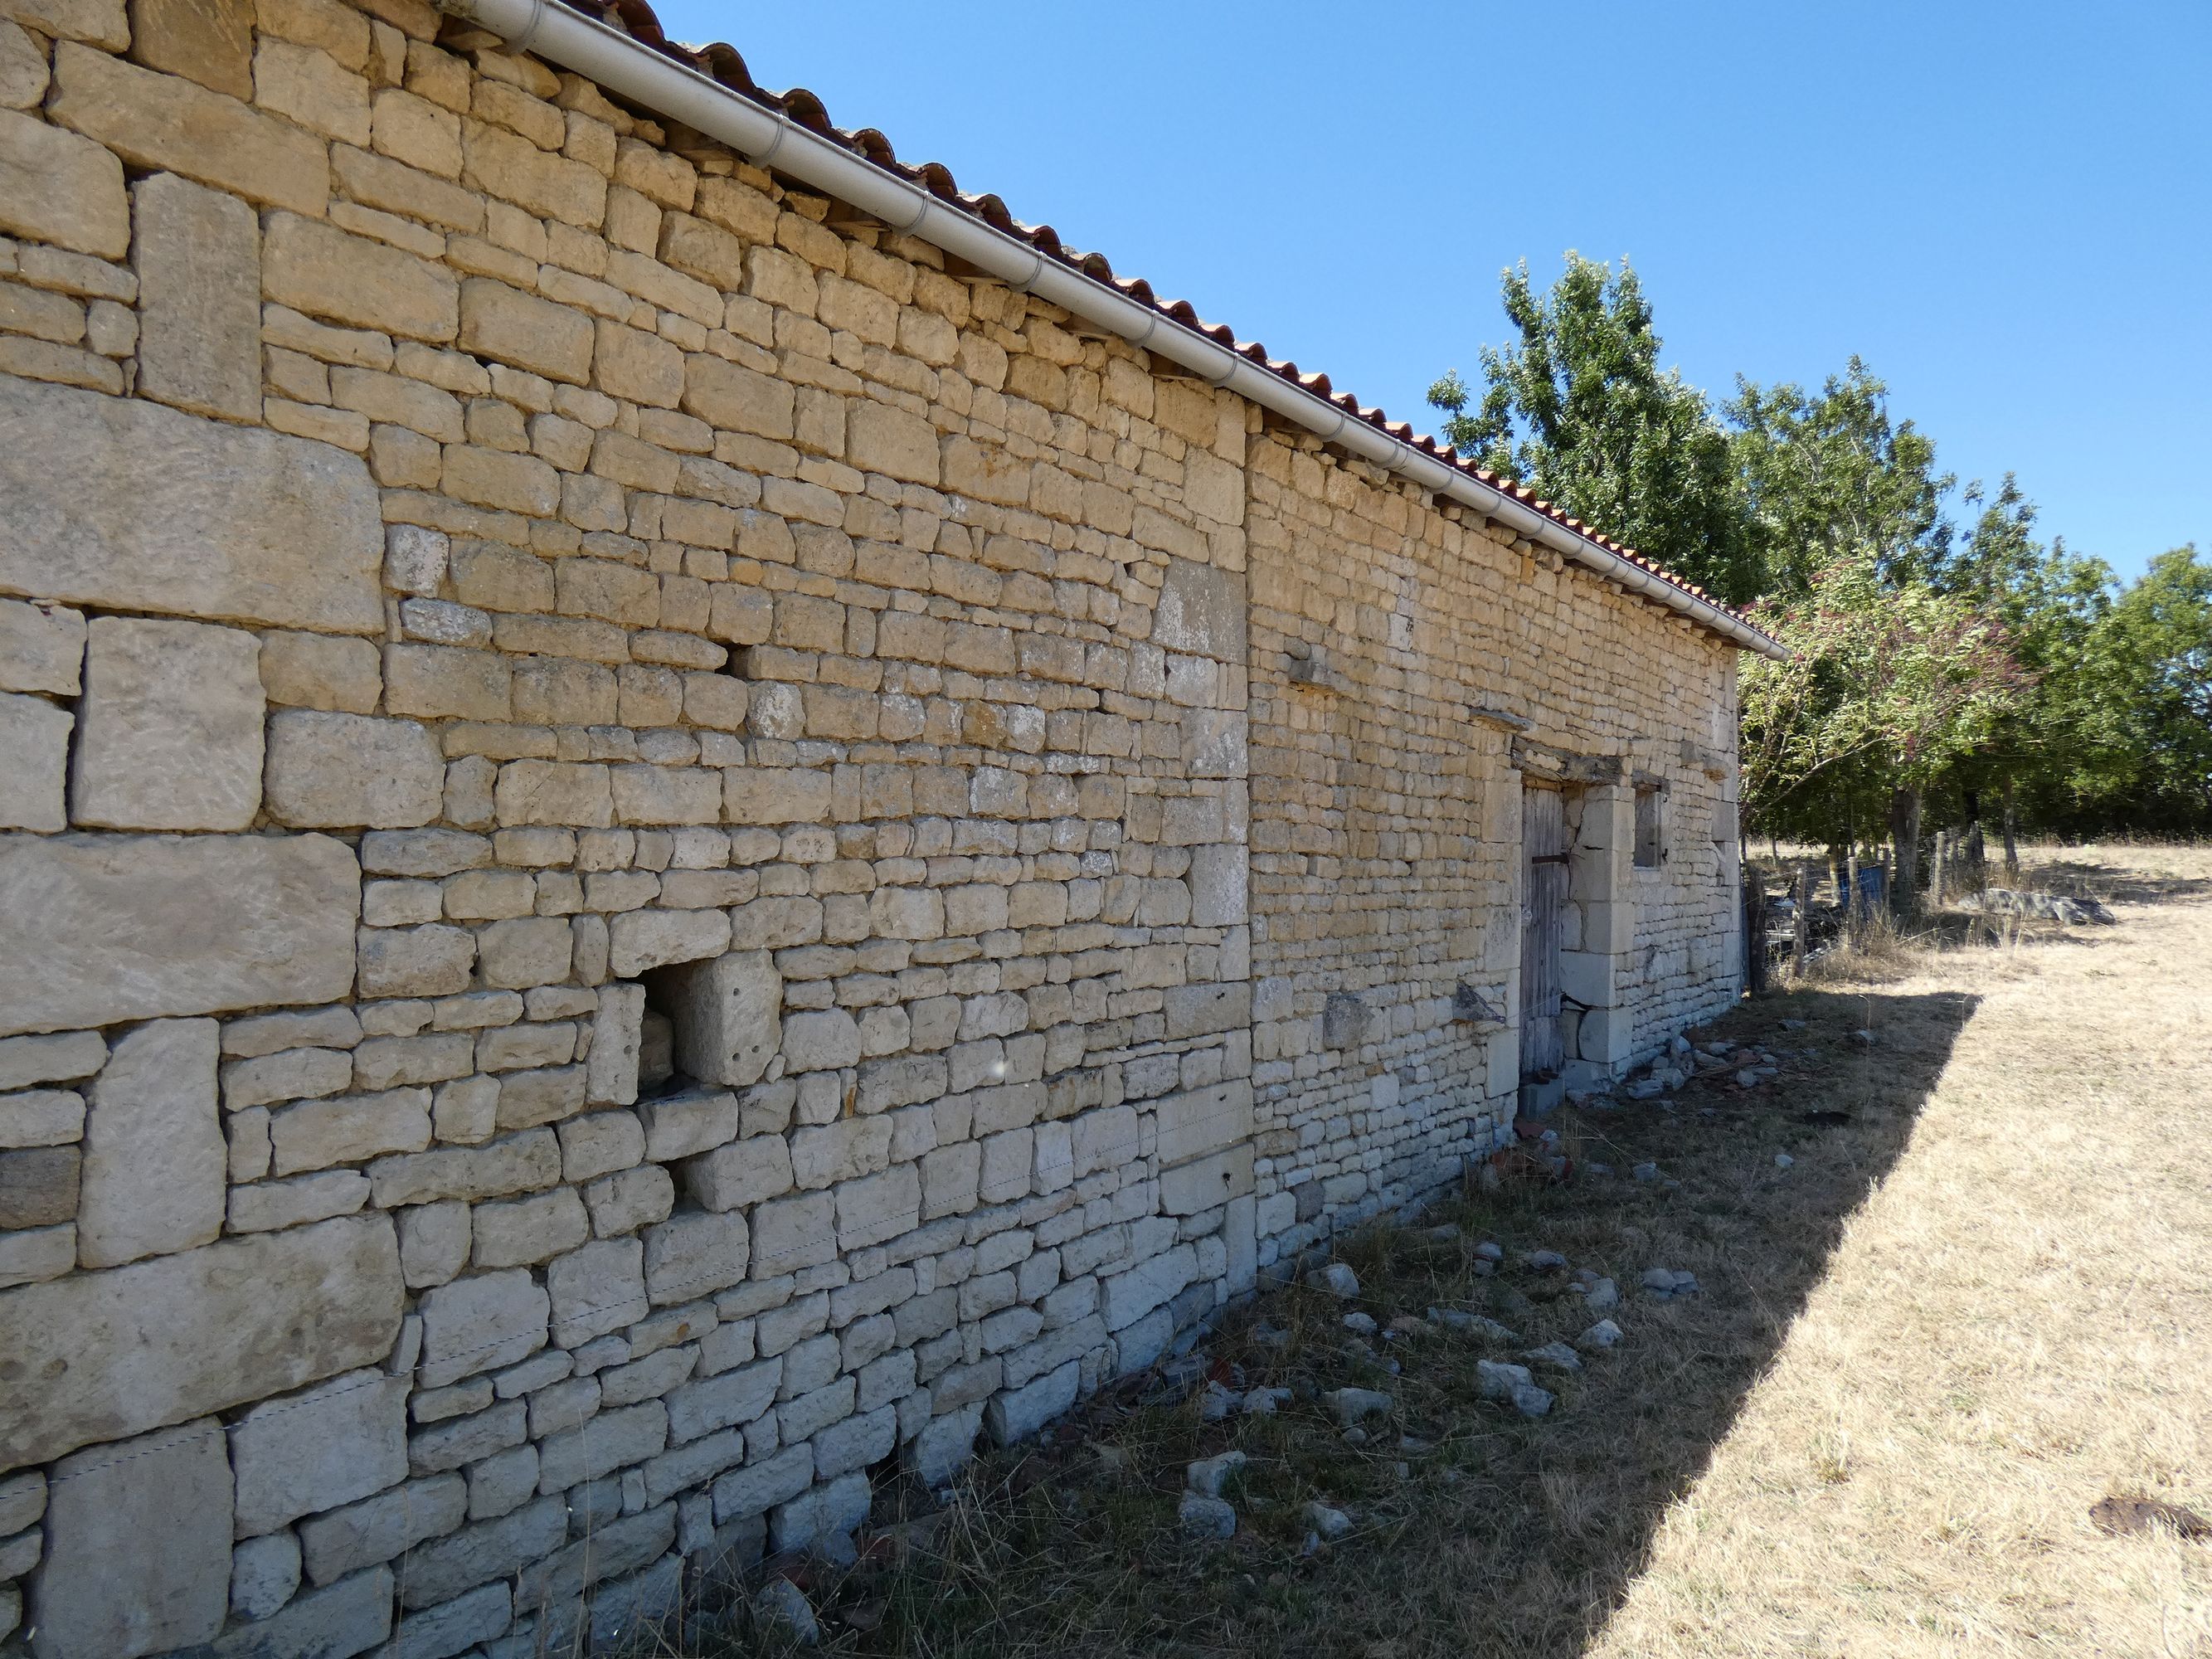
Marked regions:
[1426,254,1757,602]
[1727,360,1952,597]
[1738,549,2027,902]
[2051,547,2212,830]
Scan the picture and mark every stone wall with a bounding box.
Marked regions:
[0,1,1738,1652]
[1242,431,1743,1263]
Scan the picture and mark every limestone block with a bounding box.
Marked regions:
[984,1359,1080,1447]
[1152,558,1246,664]
[0,381,382,631]
[584,1164,673,1238]
[0,693,69,830]
[0,1214,402,1469]
[781,1008,859,1073]
[0,601,85,697]
[231,1369,408,1537]
[476,918,573,992]
[50,41,326,215]
[1,1088,86,1148]
[1153,1078,1252,1167]
[470,1187,588,1269]
[682,353,794,440]
[221,1046,354,1109]
[846,401,939,484]
[609,907,732,979]
[396,1199,468,1288]
[710,1443,810,1524]
[264,210,456,343]
[1159,1142,1254,1216]
[70,617,263,830]
[198,1564,393,1657]
[295,1474,467,1587]
[0,1145,77,1228]
[1186,844,1248,927]
[393,1496,563,1613]
[834,1164,920,1252]
[1162,980,1251,1042]
[264,710,444,829]
[76,1019,224,1267]
[416,1267,547,1388]
[0,1221,75,1289]
[390,1582,511,1658]
[226,1170,368,1233]
[584,981,645,1107]
[357,924,474,1000]
[0,1032,105,1092]
[547,1236,646,1346]
[228,1529,300,1621]
[133,172,260,421]
[634,1088,738,1163]
[129,0,253,99]
[0,105,129,260]
[30,1418,232,1658]
[268,1087,431,1176]
[643,1208,748,1306]
[682,1133,794,1214]
[724,765,832,825]
[458,276,592,385]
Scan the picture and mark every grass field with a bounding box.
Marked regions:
[658,842,2212,1658]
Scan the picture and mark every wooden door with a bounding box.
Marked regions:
[1519,783,1566,1078]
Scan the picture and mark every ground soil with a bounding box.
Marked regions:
[668,842,2212,1659]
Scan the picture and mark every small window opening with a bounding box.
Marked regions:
[1635,785,1665,868]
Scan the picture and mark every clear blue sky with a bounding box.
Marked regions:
[649,1,2210,582]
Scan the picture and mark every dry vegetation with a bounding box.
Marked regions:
[630,843,2212,1659]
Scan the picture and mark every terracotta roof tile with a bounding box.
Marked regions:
[542,0,1767,640]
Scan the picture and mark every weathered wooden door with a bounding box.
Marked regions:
[1519,783,1566,1079]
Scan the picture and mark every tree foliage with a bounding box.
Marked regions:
[1426,255,1757,603]
[1430,255,2211,845]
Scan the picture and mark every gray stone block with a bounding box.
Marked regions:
[31,1418,231,1658]
[76,1018,225,1267]
[231,1369,408,1538]
[199,1564,393,1659]
[296,1475,466,1587]
[70,616,264,831]
[133,171,260,421]
[0,833,359,1039]
[263,711,444,830]
[0,692,69,831]
[0,1214,402,1472]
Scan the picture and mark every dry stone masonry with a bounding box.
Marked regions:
[0,0,1747,1651]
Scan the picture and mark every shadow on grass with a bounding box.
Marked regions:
[635,984,1978,1659]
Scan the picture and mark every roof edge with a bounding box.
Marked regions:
[435,0,1786,660]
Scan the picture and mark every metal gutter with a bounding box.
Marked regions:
[438,0,1787,659]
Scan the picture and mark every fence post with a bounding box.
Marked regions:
[1743,864,1768,996]
[1791,864,1812,978]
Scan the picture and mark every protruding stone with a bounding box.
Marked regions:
[70,617,264,831]
[646,950,780,1087]
[76,1018,225,1268]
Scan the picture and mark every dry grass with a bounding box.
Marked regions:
[640,842,2212,1659]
